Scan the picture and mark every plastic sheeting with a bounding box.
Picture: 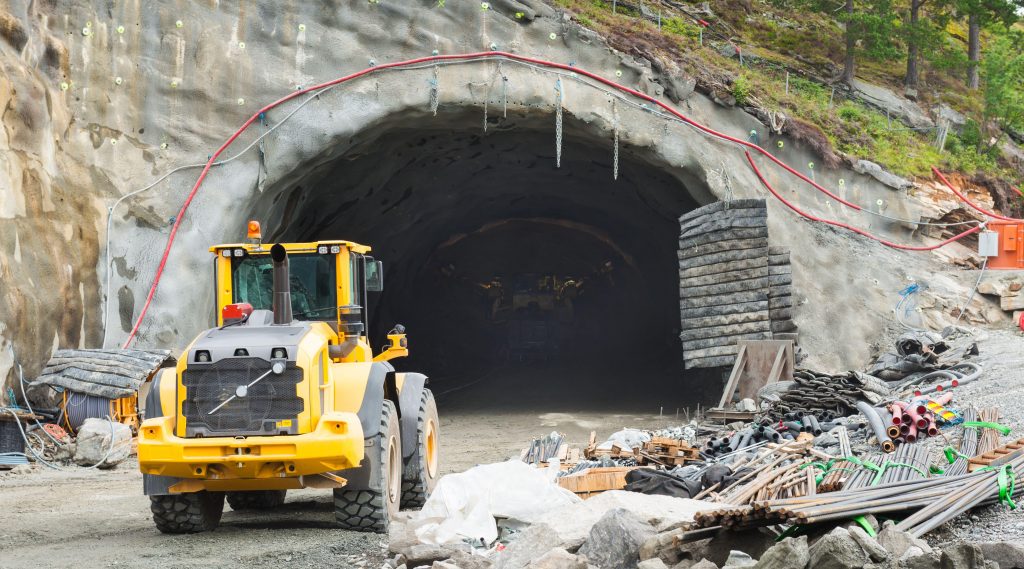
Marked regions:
[411,460,582,545]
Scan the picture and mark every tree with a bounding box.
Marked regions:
[980,30,1024,148]
[904,0,952,90]
[959,0,1022,89]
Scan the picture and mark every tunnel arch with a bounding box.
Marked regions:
[239,107,720,407]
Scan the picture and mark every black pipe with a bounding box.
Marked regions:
[808,415,822,436]
[270,243,293,325]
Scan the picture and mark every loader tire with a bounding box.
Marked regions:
[226,490,286,511]
[401,388,440,509]
[150,491,225,534]
[334,400,401,533]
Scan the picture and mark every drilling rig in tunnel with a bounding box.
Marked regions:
[136,222,439,534]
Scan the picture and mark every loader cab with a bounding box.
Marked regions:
[211,233,380,327]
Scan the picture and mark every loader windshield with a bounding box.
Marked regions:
[231,253,337,320]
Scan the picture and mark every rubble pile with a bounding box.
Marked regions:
[388,329,1024,569]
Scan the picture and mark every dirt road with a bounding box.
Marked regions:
[0,405,678,569]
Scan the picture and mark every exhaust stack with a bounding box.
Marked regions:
[270,243,293,325]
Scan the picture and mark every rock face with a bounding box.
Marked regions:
[807,528,868,569]
[73,418,132,468]
[753,536,809,569]
[578,509,656,569]
[0,0,999,389]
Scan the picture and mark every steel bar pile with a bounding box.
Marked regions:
[945,407,980,476]
[692,453,1024,537]
[819,427,850,491]
[712,441,827,504]
[976,407,1002,456]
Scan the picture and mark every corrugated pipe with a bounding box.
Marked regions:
[857,401,896,453]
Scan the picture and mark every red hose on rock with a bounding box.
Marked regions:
[932,167,1024,223]
[118,51,960,346]
[747,153,983,251]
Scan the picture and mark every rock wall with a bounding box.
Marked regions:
[0,0,1006,391]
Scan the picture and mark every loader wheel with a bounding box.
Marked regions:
[333,400,401,533]
[150,491,225,534]
[226,490,287,511]
[401,388,440,509]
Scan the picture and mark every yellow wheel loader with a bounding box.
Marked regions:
[137,223,440,533]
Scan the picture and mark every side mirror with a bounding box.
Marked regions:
[365,258,384,292]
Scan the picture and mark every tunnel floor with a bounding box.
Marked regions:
[255,109,718,411]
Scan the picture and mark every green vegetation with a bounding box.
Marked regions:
[549,0,1024,184]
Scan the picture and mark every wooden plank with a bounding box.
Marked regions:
[679,320,771,342]
[680,290,769,309]
[677,247,768,270]
[680,311,770,331]
[679,266,770,288]
[677,199,766,224]
[680,277,772,299]
[719,345,747,408]
[557,467,639,498]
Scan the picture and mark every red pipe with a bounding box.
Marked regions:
[114,52,984,346]
[745,152,984,251]
[932,167,1024,222]
[905,423,918,443]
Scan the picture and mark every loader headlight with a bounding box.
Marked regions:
[221,249,231,257]
[271,361,286,375]
[330,245,341,254]
[318,245,329,255]
[195,350,211,363]
[233,248,246,257]
[272,347,287,359]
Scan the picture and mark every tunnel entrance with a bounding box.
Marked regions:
[256,109,721,411]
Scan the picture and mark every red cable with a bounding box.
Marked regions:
[120,51,928,346]
[747,152,983,251]
[931,167,1024,223]
[1012,185,1023,198]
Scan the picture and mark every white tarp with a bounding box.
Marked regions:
[411,460,582,545]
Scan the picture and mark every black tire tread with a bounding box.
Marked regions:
[333,400,398,533]
[150,492,224,534]
[401,388,438,509]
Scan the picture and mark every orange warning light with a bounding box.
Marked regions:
[247,220,262,242]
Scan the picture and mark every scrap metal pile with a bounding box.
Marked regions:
[512,329,1021,543]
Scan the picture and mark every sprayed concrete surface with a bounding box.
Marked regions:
[0,406,682,569]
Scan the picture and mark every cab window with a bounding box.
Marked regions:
[231,253,337,320]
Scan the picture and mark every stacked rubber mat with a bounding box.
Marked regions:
[677,198,796,369]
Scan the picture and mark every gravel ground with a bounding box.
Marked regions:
[1,330,1021,567]
[0,406,676,569]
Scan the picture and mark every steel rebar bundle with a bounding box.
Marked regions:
[819,427,851,491]
[977,407,1002,456]
[692,453,1024,538]
[945,407,979,476]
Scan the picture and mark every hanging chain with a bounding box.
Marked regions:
[612,100,620,181]
[500,61,508,118]
[428,66,440,116]
[555,78,563,168]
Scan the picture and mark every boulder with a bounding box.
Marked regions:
[689,560,720,569]
[721,551,756,568]
[449,550,495,569]
[753,536,808,569]
[494,524,571,569]
[640,528,685,565]
[851,80,935,130]
[73,418,132,468]
[847,526,888,562]
[875,523,932,557]
[524,491,723,548]
[578,509,657,569]
[807,528,865,569]
[527,548,587,569]
[977,542,1024,569]
[853,160,914,191]
[941,544,989,569]
[904,551,942,569]
[637,559,669,569]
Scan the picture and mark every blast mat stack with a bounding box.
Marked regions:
[678,199,797,369]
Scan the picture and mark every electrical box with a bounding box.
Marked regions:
[978,231,999,258]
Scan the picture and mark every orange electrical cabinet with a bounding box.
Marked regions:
[988,222,1024,269]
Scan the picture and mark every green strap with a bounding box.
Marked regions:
[944,446,970,464]
[977,464,1018,510]
[775,524,804,542]
[963,421,1012,436]
[930,465,945,475]
[869,460,928,486]
[853,515,877,537]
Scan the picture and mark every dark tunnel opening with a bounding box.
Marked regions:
[256,110,722,411]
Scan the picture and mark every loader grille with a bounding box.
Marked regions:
[181,357,304,437]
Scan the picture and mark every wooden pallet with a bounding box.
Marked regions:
[557,466,640,498]
[640,437,701,466]
[967,436,1024,472]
